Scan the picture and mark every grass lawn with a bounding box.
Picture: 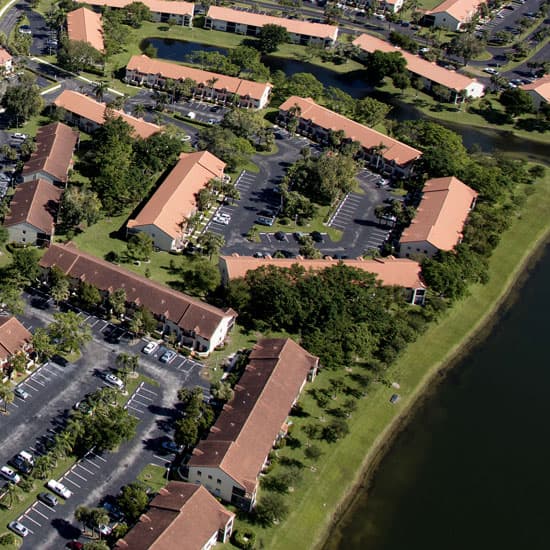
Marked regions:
[222,168,550,550]
[137,464,168,494]
[378,80,550,145]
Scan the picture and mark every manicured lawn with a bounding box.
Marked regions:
[137,464,168,494]
[223,168,550,550]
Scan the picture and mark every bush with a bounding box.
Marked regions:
[232,529,256,550]
[254,492,289,525]
[0,532,16,545]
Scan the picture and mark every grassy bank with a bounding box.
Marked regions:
[229,169,550,550]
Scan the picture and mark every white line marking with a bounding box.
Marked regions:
[76,464,94,475]
[36,501,55,513]
[23,515,41,527]
[84,458,101,469]
[32,506,49,519]
[70,469,87,481]
[153,455,171,463]
[126,404,144,413]
[63,477,81,488]
[88,452,107,462]
[139,387,158,396]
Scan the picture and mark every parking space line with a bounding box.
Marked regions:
[23,382,41,392]
[139,387,158,396]
[153,455,171,463]
[89,318,100,327]
[10,401,18,408]
[70,469,87,481]
[76,463,95,475]
[29,377,45,387]
[84,458,101,469]
[135,393,153,401]
[23,515,41,527]
[132,398,150,408]
[36,501,55,513]
[88,451,107,462]
[63,477,81,489]
[126,404,144,413]
[31,507,49,520]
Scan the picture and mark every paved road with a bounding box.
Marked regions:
[6,293,208,548]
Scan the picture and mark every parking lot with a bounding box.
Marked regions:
[179,99,228,125]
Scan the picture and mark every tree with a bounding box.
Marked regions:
[354,97,392,126]
[174,416,199,448]
[117,482,148,523]
[108,288,126,317]
[50,272,70,304]
[47,311,92,355]
[9,353,27,376]
[448,33,485,66]
[93,81,109,102]
[2,73,43,125]
[197,127,255,171]
[0,282,24,315]
[117,352,139,374]
[3,482,20,509]
[32,328,55,362]
[58,39,104,72]
[254,493,289,525]
[78,281,102,310]
[75,506,92,533]
[257,24,289,53]
[499,88,534,117]
[281,72,324,101]
[125,1,151,27]
[0,385,14,412]
[364,51,407,86]
[179,256,221,296]
[322,418,349,442]
[211,381,234,402]
[304,444,322,461]
[9,247,40,284]
[197,232,225,259]
[60,186,102,230]
[128,307,157,336]
[126,232,153,262]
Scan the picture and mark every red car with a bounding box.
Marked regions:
[66,542,84,550]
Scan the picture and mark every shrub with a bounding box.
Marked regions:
[254,492,289,525]
[232,529,256,550]
[0,532,16,545]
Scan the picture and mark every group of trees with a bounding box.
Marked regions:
[324,87,392,127]
[1,73,43,126]
[85,115,184,215]
[173,387,215,448]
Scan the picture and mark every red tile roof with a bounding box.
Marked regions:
[207,5,338,41]
[353,33,483,94]
[127,54,272,103]
[85,0,194,16]
[54,90,161,139]
[0,316,32,363]
[400,176,478,250]
[0,47,12,66]
[279,96,422,166]
[189,338,318,493]
[220,255,426,289]
[427,0,486,21]
[115,482,234,550]
[128,151,226,240]
[66,7,105,53]
[4,179,62,236]
[521,74,550,103]
[39,243,237,341]
[22,122,79,183]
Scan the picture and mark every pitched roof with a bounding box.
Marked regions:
[66,7,105,53]
[0,46,12,65]
[207,6,339,40]
[114,482,234,550]
[0,316,32,362]
[54,90,161,139]
[127,151,226,240]
[279,96,421,166]
[3,179,62,235]
[85,0,194,16]
[22,122,79,183]
[220,255,426,289]
[39,243,236,341]
[127,55,272,102]
[521,74,550,103]
[400,176,478,250]
[427,0,485,22]
[189,338,319,493]
[353,33,482,94]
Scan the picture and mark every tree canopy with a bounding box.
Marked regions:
[257,24,290,53]
[2,74,43,124]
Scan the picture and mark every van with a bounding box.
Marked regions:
[187,111,196,120]
[18,451,34,466]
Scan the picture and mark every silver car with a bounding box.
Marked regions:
[8,521,29,537]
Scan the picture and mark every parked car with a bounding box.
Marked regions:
[102,500,125,521]
[38,492,58,507]
[161,440,184,454]
[186,111,196,120]
[8,455,32,475]
[66,541,84,550]
[8,521,29,537]
[310,231,324,243]
[210,105,221,113]
[274,231,287,241]
[159,349,177,363]
[483,67,499,75]
[14,387,30,400]
[47,479,72,499]
[11,133,28,140]
[142,341,159,355]
[1,466,21,484]
[104,373,124,390]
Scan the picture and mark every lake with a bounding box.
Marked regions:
[324,243,550,550]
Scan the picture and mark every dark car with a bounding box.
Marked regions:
[274,231,287,241]
[274,250,296,259]
[38,492,58,507]
[210,105,221,113]
[51,354,68,367]
[310,231,324,243]
[8,455,32,475]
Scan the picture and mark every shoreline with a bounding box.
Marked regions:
[263,169,550,550]
[317,236,550,550]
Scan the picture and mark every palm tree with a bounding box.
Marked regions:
[0,385,14,412]
[133,103,145,118]
[53,431,73,458]
[206,77,219,101]
[93,81,109,103]
[3,482,20,509]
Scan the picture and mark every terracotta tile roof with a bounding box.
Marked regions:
[353,33,483,94]
[22,122,79,183]
[127,55,272,102]
[66,7,105,53]
[85,0,194,16]
[400,176,478,250]
[54,90,161,139]
[521,74,550,102]
[189,338,319,493]
[128,151,225,240]
[279,96,421,166]
[0,46,12,65]
[39,243,236,341]
[115,482,234,550]
[0,316,32,363]
[427,0,485,21]
[4,179,62,236]
[220,255,426,289]
[207,5,339,41]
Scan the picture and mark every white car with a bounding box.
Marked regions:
[8,521,29,537]
[142,341,159,355]
[483,67,499,75]
[47,479,73,499]
[1,466,20,484]
[104,373,124,389]
[11,133,28,140]
[187,111,196,120]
